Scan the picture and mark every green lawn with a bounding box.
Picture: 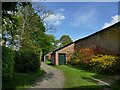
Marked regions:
[44,60,52,65]
[2,69,45,90]
[56,65,110,90]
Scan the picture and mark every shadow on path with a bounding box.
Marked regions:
[29,62,65,89]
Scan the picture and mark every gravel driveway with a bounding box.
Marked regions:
[29,62,65,89]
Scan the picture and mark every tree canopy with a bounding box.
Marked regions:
[2,2,73,58]
[2,2,56,56]
[59,35,73,47]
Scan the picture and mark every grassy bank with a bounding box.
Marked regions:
[56,65,109,89]
[2,69,45,90]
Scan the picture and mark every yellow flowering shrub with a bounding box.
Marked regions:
[90,54,120,74]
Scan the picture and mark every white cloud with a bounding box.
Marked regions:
[101,15,120,29]
[44,13,65,26]
[60,8,65,12]
[70,8,97,27]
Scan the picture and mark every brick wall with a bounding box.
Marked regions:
[51,53,55,64]
[74,22,120,55]
[50,22,120,65]
[55,43,75,65]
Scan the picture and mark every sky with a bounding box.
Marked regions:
[32,2,119,41]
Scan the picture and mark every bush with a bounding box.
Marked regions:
[68,48,94,69]
[14,49,40,73]
[2,46,14,80]
[90,54,120,74]
[68,47,120,75]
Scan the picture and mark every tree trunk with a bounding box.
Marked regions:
[39,51,42,68]
[17,17,27,50]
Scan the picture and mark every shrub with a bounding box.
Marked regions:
[90,54,120,74]
[80,48,94,63]
[14,49,40,73]
[68,47,120,75]
[2,46,14,80]
[68,48,94,69]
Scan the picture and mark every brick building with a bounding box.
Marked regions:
[45,22,120,65]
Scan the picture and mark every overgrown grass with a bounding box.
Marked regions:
[2,69,45,90]
[56,65,109,89]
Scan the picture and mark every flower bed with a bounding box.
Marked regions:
[68,48,120,74]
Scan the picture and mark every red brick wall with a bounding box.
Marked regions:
[55,43,75,65]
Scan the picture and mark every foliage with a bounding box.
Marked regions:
[40,34,55,54]
[68,47,120,74]
[59,35,73,47]
[2,2,31,50]
[90,54,120,74]
[51,39,60,51]
[44,60,52,65]
[2,46,14,80]
[68,48,94,69]
[2,2,18,49]
[14,49,40,73]
[2,2,55,56]
[16,4,43,50]
[2,2,17,18]
[2,70,45,89]
[80,48,95,63]
[16,4,55,57]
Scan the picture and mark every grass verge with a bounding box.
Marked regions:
[2,69,45,90]
[56,65,110,89]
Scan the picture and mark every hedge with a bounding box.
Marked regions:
[2,46,14,80]
[14,49,40,73]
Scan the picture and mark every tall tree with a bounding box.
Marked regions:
[2,2,31,50]
[2,2,56,61]
[52,39,60,51]
[2,2,18,49]
[59,35,73,47]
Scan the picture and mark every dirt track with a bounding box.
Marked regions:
[29,62,65,89]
